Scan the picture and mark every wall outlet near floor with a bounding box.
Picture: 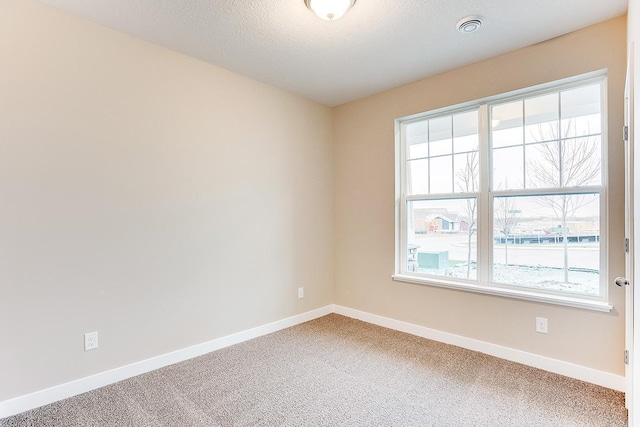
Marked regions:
[535,317,548,334]
[298,287,304,299]
[84,331,99,351]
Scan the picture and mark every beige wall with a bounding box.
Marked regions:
[333,16,628,374]
[0,0,333,401]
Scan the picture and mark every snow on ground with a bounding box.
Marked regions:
[417,263,599,295]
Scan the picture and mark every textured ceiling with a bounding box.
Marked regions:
[37,0,627,106]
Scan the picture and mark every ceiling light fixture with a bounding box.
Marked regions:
[305,0,357,21]
[457,16,483,33]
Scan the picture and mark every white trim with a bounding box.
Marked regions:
[333,304,625,392]
[0,305,333,419]
[395,72,611,307]
[394,119,404,276]
[1,303,624,419]
[392,274,613,312]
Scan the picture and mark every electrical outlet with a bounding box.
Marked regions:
[298,287,304,299]
[535,317,548,334]
[84,331,99,351]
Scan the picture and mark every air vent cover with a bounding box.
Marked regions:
[457,17,483,33]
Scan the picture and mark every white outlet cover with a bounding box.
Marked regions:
[535,317,548,334]
[298,287,304,299]
[84,331,99,351]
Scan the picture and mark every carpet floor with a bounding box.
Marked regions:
[0,314,628,426]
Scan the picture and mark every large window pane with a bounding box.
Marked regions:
[492,101,523,148]
[407,199,477,280]
[454,152,479,193]
[525,121,559,144]
[407,120,428,160]
[407,158,429,195]
[524,138,601,189]
[561,137,602,186]
[525,142,560,189]
[429,116,452,156]
[561,84,601,138]
[525,93,559,144]
[430,156,453,194]
[492,146,523,190]
[561,113,601,139]
[453,110,479,153]
[492,194,600,295]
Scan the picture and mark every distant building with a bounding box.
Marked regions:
[412,209,471,233]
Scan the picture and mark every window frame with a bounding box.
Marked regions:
[393,71,611,312]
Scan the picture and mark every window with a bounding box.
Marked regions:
[395,72,609,310]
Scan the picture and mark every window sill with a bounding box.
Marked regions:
[391,273,613,312]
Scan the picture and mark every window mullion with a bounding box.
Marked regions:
[404,192,479,202]
[478,104,491,284]
[522,100,527,189]
[427,120,431,194]
[397,122,407,274]
[558,93,564,187]
[450,115,455,192]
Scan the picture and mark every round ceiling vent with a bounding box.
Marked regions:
[457,17,483,33]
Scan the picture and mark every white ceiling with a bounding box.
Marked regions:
[37,0,628,107]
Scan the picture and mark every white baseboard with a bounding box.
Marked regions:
[1,303,625,419]
[0,305,333,419]
[332,304,626,392]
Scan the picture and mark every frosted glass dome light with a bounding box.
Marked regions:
[304,0,357,21]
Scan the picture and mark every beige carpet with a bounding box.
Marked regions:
[0,314,627,426]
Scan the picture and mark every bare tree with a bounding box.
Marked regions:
[455,150,478,278]
[494,196,519,266]
[527,120,601,282]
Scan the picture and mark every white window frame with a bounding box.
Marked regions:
[393,71,612,312]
